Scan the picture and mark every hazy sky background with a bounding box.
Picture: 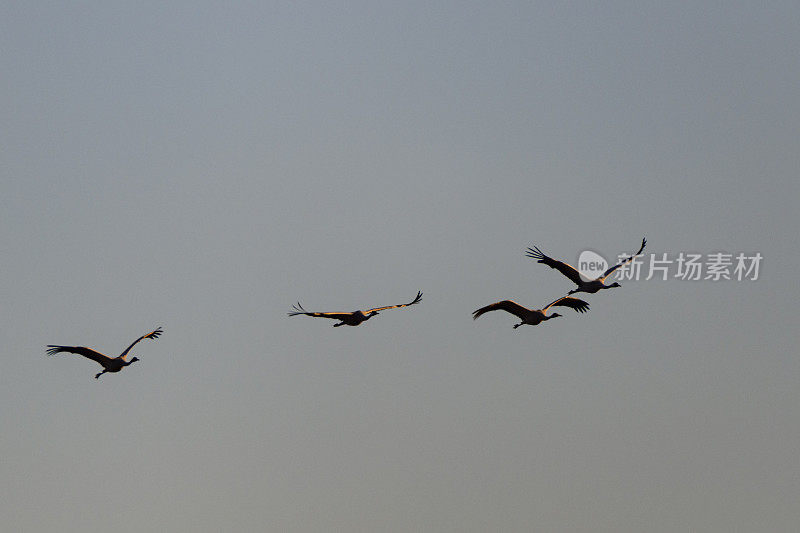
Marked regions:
[2,2,799,531]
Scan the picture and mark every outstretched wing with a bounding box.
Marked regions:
[600,237,647,280]
[119,327,163,359]
[287,303,353,321]
[525,246,583,285]
[366,291,423,313]
[46,345,111,365]
[542,296,590,314]
[472,300,529,321]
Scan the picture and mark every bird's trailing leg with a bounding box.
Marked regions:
[513,323,523,329]
[95,370,106,379]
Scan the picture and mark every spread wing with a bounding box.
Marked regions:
[472,300,529,321]
[542,296,590,314]
[288,303,354,321]
[119,327,163,359]
[365,291,423,313]
[525,246,583,285]
[46,345,111,366]
[600,237,647,280]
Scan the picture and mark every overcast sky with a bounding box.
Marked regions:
[2,2,799,531]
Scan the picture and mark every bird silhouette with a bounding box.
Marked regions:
[47,327,162,379]
[526,237,646,295]
[289,291,422,327]
[472,296,589,328]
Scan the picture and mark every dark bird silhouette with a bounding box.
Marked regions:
[47,327,162,379]
[289,291,422,327]
[526,237,647,295]
[472,296,589,328]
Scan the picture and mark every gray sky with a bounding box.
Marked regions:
[2,2,799,531]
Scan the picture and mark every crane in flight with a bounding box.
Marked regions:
[47,327,163,379]
[289,291,422,327]
[472,296,589,329]
[526,237,647,295]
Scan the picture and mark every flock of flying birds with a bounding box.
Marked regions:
[47,237,646,379]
